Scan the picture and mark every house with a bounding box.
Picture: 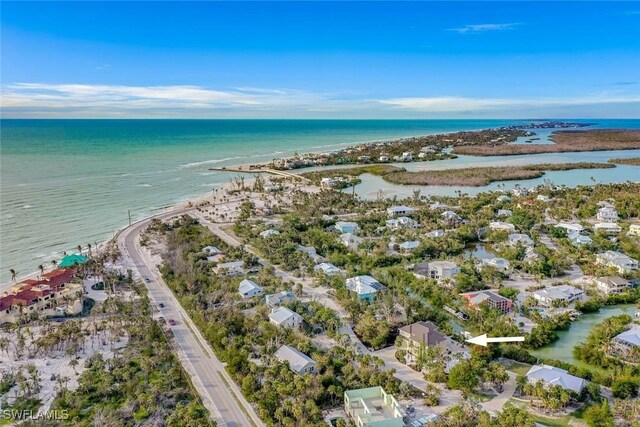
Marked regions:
[296,245,322,262]
[489,221,516,232]
[391,240,419,252]
[594,222,622,234]
[346,275,385,302]
[313,262,343,276]
[398,321,447,355]
[536,195,552,203]
[526,365,586,393]
[441,210,461,222]
[58,254,89,268]
[533,285,585,307]
[386,216,419,229]
[259,229,280,238]
[597,206,619,222]
[511,187,529,197]
[413,261,460,281]
[461,290,512,314]
[568,231,592,246]
[213,260,245,276]
[387,206,415,217]
[555,222,584,234]
[430,201,449,210]
[394,152,413,162]
[425,229,444,238]
[594,276,631,295]
[335,221,360,234]
[202,246,223,256]
[612,327,640,359]
[481,257,511,272]
[497,209,512,217]
[265,290,295,308]
[496,195,511,203]
[507,233,534,247]
[344,386,405,427]
[597,251,639,274]
[628,224,640,237]
[269,306,303,329]
[379,155,389,162]
[238,279,263,299]
[274,345,317,375]
[340,233,364,251]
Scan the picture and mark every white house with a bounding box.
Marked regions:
[536,195,552,203]
[533,285,585,307]
[511,187,529,197]
[496,195,511,203]
[568,231,592,246]
[526,365,586,393]
[594,222,622,234]
[508,233,534,247]
[387,206,415,217]
[213,260,245,276]
[260,229,280,238]
[202,245,223,256]
[296,245,322,262]
[481,257,511,272]
[555,222,584,234]
[628,224,640,237]
[489,221,516,232]
[265,290,295,308]
[441,211,461,223]
[425,229,445,238]
[594,276,631,295]
[274,345,317,375]
[269,306,304,329]
[339,233,364,251]
[238,279,263,299]
[313,262,343,276]
[346,275,385,302]
[386,216,419,229]
[597,251,639,274]
[597,206,619,222]
[335,221,360,234]
[497,209,512,218]
[430,201,449,210]
[396,240,420,251]
[612,327,640,359]
[414,261,460,281]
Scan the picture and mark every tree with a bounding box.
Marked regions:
[495,407,534,427]
[584,400,614,427]
[9,268,18,283]
[447,361,479,397]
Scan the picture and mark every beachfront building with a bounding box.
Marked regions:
[340,233,364,251]
[335,221,360,234]
[480,257,511,272]
[274,345,317,375]
[58,254,89,268]
[597,206,619,222]
[269,306,303,330]
[612,327,640,361]
[265,290,295,308]
[526,365,586,393]
[0,269,84,324]
[594,276,631,295]
[213,260,245,276]
[344,386,405,427]
[461,290,512,314]
[596,251,639,274]
[313,262,343,276]
[259,229,280,238]
[628,224,640,237]
[507,233,534,247]
[569,231,592,247]
[413,261,460,282]
[346,275,385,303]
[594,222,622,234]
[238,279,263,299]
[387,206,415,218]
[533,285,585,307]
[386,216,419,229]
[489,221,516,233]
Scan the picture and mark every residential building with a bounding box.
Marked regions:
[594,222,622,234]
[394,240,419,252]
[202,245,223,256]
[597,206,619,222]
[335,221,360,234]
[265,290,295,308]
[508,233,534,247]
[612,327,640,360]
[213,260,245,276]
[536,195,552,203]
[496,195,511,203]
[344,386,405,427]
[568,231,592,246]
[386,216,419,229]
[628,224,640,237]
[259,229,280,238]
[313,262,343,276]
[497,209,512,217]
[594,276,631,295]
[597,251,639,274]
[481,257,511,272]
[269,306,303,329]
[296,245,323,262]
[346,275,385,302]
[533,285,585,307]
[238,279,263,299]
[398,321,447,355]
[441,211,461,223]
[413,261,460,281]
[511,187,529,197]
[555,222,584,234]
[340,233,364,251]
[489,221,516,232]
[526,365,586,393]
[461,290,512,314]
[274,345,317,375]
[425,229,444,238]
[429,201,449,210]
[387,206,415,217]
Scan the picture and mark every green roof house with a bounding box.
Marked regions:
[344,386,405,427]
[59,254,89,268]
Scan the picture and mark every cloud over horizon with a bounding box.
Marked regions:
[448,23,520,34]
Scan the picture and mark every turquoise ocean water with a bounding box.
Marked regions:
[1,119,639,282]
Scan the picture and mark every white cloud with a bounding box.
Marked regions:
[448,23,520,34]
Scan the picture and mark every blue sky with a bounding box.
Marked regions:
[2,1,639,118]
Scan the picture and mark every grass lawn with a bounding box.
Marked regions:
[504,399,585,427]
[469,391,495,402]
[500,359,532,376]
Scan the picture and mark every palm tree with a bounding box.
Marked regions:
[9,268,18,283]
[38,265,44,279]
[77,245,82,255]
[51,260,58,269]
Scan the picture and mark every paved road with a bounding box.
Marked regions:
[480,371,518,414]
[118,210,264,427]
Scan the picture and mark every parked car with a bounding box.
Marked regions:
[158,303,165,308]
[167,318,177,326]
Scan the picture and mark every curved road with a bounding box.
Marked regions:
[118,209,263,427]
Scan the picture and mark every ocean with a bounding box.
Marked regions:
[1,119,639,283]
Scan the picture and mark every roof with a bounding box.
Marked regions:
[387,205,414,212]
[526,365,586,393]
[269,306,302,324]
[598,250,633,262]
[346,275,385,295]
[313,262,340,273]
[238,279,261,294]
[202,245,223,255]
[274,345,316,373]
[614,327,640,347]
[462,290,510,305]
[534,285,583,301]
[265,290,294,306]
[399,321,447,346]
[340,232,363,243]
[399,240,420,250]
[596,276,629,287]
[58,254,89,268]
